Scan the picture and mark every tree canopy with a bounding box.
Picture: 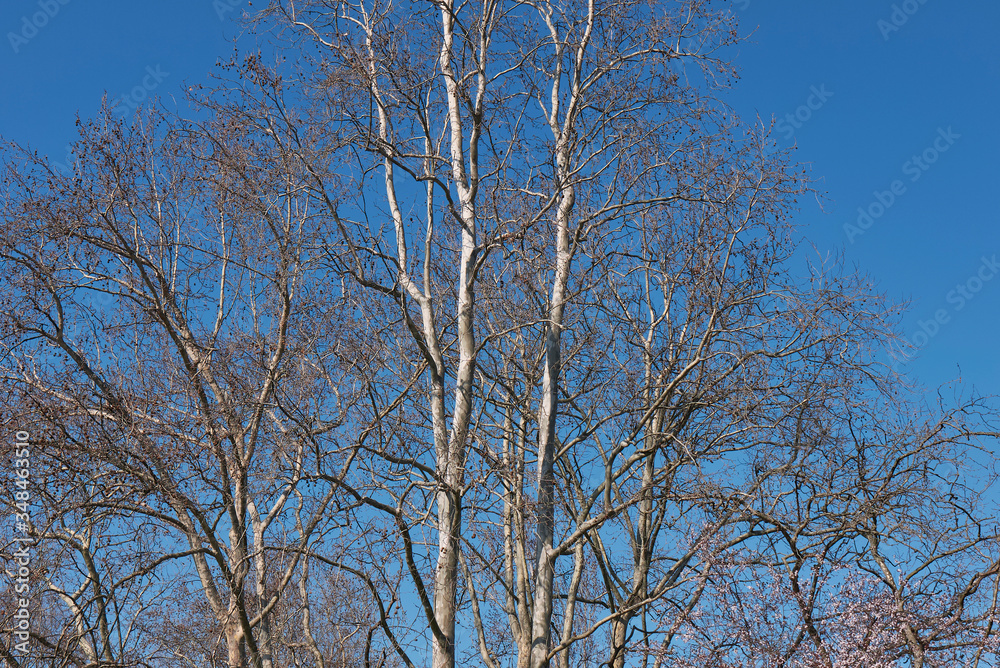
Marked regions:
[2,1,999,667]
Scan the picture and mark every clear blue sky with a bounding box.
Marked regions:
[1,0,997,398]
[726,1,1000,399]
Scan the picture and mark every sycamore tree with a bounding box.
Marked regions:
[2,1,999,667]
[0,102,362,667]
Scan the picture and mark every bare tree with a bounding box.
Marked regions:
[2,1,999,667]
[655,388,1000,668]
[0,98,364,667]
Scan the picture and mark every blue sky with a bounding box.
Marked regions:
[727,1,1000,399]
[1,0,997,399]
